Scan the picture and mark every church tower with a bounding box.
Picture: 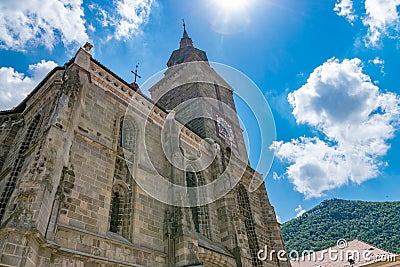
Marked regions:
[149,22,290,267]
[150,21,248,161]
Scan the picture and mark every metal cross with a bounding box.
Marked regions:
[131,64,141,83]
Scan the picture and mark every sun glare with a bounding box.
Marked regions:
[208,0,253,35]
[215,0,248,11]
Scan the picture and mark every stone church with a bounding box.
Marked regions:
[0,24,289,267]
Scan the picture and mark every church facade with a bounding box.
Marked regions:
[0,26,289,267]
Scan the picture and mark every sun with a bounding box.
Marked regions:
[213,0,249,11]
[207,0,253,35]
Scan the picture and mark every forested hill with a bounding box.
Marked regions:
[281,199,400,254]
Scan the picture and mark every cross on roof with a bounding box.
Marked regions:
[131,64,141,83]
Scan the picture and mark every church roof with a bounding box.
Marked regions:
[0,56,165,115]
[166,21,208,67]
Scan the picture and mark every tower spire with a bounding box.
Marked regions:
[180,19,193,48]
[166,20,208,67]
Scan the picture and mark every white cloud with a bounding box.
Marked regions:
[88,24,96,33]
[0,0,155,50]
[295,205,306,218]
[369,56,385,74]
[0,0,88,51]
[271,58,400,198]
[334,0,357,23]
[272,172,283,180]
[115,0,153,39]
[0,60,57,110]
[89,0,154,41]
[371,57,384,65]
[363,0,400,47]
[333,0,400,47]
[88,4,112,27]
[276,215,282,223]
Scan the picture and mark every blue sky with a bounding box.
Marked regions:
[1,0,400,222]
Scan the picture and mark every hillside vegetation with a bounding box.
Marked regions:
[281,199,400,254]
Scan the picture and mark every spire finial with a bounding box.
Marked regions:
[181,19,190,43]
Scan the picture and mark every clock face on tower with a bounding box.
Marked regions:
[215,114,237,149]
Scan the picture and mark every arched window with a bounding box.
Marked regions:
[110,117,135,240]
[237,184,262,266]
[109,191,121,233]
[186,169,211,239]
[0,115,41,222]
[108,184,131,239]
[186,171,199,232]
[117,117,135,166]
[118,117,135,152]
